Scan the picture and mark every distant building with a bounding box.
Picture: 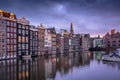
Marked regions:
[0,10,17,59]
[56,33,61,54]
[29,26,38,56]
[59,29,65,54]
[80,34,90,50]
[64,30,70,53]
[103,29,120,48]
[93,36,104,48]
[38,24,45,56]
[69,34,81,52]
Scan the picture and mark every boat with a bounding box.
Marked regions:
[102,48,120,62]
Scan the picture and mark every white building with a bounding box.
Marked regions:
[93,38,104,48]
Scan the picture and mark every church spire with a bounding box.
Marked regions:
[70,22,74,36]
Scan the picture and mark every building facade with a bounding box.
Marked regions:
[17,17,30,57]
[63,30,70,54]
[38,24,45,56]
[56,33,61,54]
[93,37,104,48]
[47,27,56,55]
[103,29,120,48]
[44,29,52,55]
[0,10,6,59]
[69,34,81,52]
[0,10,17,59]
[30,26,38,57]
[80,34,90,50]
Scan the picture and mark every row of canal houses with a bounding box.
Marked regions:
[0,10,39,59]
[0,10,91,59]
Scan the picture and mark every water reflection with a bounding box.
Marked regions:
[0,51,120,80]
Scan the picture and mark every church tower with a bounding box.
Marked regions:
[70,22,74,37]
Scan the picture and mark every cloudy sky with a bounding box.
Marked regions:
[0,0,120,37]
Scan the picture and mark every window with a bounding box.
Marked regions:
[11,33,13,38]
[26,44,28,49]
[18,44,21,49]
[11,39,14,44]
[7,46,10,51]
[10,22,14,26]
[18,25,21,28]
[7,39,10,44]
[112,44,116,47]
[26,37,28,42]
[107,41,110,43]
[14,34,16,38]
[22,30,25,35]
[11,28,14,32]
[0,19,2,24]
[26,30,28,34]
[7,33,10,38]
[14,45,16,51]
[22,44,25,49]
[14,52,16,56]
[14,39,16,44]
[7,21,10,26]
[18,51,21,54]
[2,39,5,43]
[22,37,25,42]
[22,25,25,29]
[26,26,28,29]
[14,28,16,32]
[112,41,116,43]
[7,27,10,32]
[14,23,16,26]
[18,36,21,42]
[2,20,6,24]
[108,44,110,47]
[18,29,21,34]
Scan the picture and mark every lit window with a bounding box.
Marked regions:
[18,36,21,42]
[22,37,25,42]
[26,37,28,42]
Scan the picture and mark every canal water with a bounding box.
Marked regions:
[0,51,120,80]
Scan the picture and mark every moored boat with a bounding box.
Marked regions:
[102,48,120,62]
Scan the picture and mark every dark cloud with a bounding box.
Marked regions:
[0,0,120,36]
